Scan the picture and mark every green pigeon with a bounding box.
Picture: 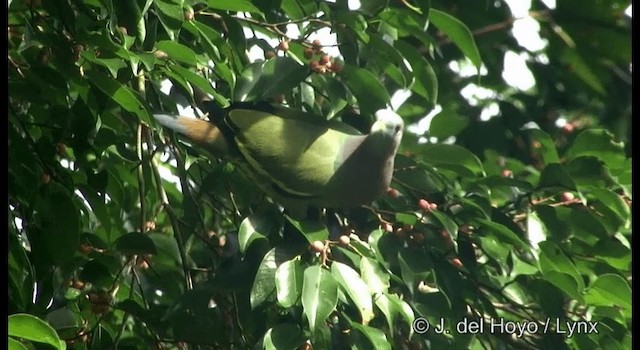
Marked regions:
[154,101,404,215]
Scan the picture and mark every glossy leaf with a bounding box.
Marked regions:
[275,259,303,308]
[301,265,338,333]
[331,262,374,324]
[9,314,65,350]
[429,9,482,70]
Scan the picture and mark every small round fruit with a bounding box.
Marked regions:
[562,123,575,134]
[418,199,430,212]
[278,41,289,51]
[78,243,92,254]
[459,225,473,235]
[312,39,322,51]
[273,94,285,104]
[311,240,325,253]
[330,61,344,73]
[387,188,400,198]
[450,258,463,268]
[560,192,575,202]
[304,48,314,59]
[338,235,351,246]
[265,50,276,59]
[153,50,168,60]
[55,142,67,156]
[184,8,194,21]
[319,54,331,65]
[501,169,512,178]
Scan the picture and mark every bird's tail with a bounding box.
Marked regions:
[153,114,232,156]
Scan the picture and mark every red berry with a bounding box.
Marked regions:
[418,199,430,211]
[319,54,331,65]
[312,39,322,52]
[387,188,400,198]
[450,258,463,268]
[330,60,344,73]
[501,169,512,178]
[562,123,575,134]
[304,48,314,59]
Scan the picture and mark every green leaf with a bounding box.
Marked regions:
[560,48,605,94]
[286,217,330,243]
[9,313,65,350]
[156,40,198,66]
[538,241,585,291]
[86,70,151,125]
[238,213,274,253]
[351,323,392,350]
[8,338,29,350]
[360,257,390,294]
[168,64,228,104]
[528,129,559,164]
[154,0,183,39]
[263,324,305,350]
[593,239,631,271]
[374,293,415,336]
[302,265,338,333]
[331,262,374,324]
[477,219,530,251]
[115,232,158,255]
[340,65,390,117]
[206,0,263,14]
[421,144,484,177]
[565,156,616,190]
[542,270,581,300]
[430,211,459,239]
[429,108,468,138]
[429,9,482,71]
[395,41,438,106]
[584,274,631,311]
[234,57,308,101]
[567,129,626,169]
[537,163,577,190]
[250,247,299,309]
[367,35,414,88]
[36,183,80,265]
[588,189,630,226]
[275,259,303,308]
[379,8,431,47]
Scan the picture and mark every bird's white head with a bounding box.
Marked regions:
[369,109,404,154]
[371,109,404,139]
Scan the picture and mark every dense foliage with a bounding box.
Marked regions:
[8,0,631,349]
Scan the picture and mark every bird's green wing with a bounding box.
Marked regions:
[227,109,353,198]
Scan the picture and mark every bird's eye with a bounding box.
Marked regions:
[394,125,402,133]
